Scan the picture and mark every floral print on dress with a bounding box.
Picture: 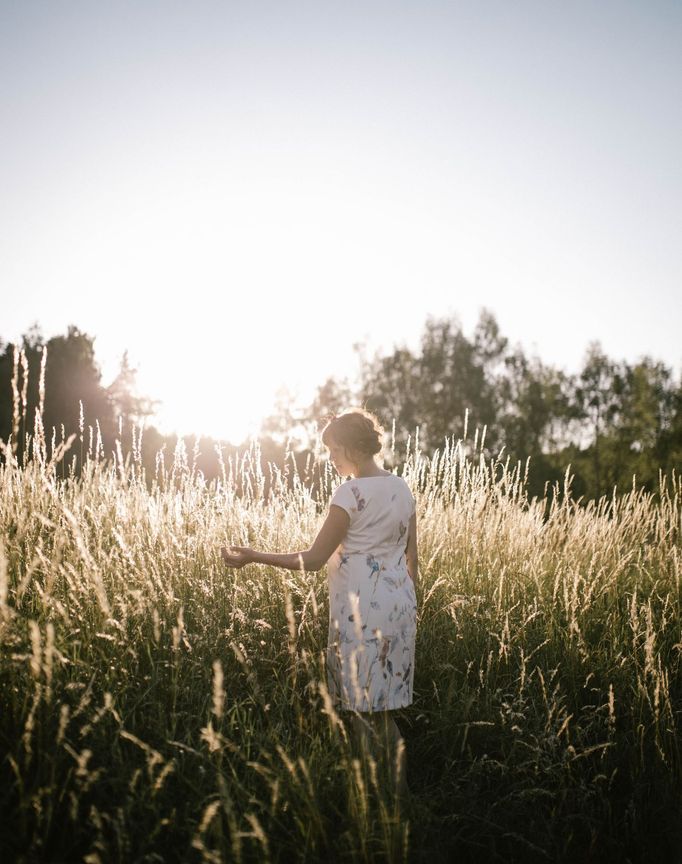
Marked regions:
[350,484,366,511]
[366,554,380,576]
[327,585,416,710]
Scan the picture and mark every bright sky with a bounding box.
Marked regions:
[2,0,681,444]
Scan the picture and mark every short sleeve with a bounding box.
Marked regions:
[330,482,355,518]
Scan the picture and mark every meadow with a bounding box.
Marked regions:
[1,405,680,863]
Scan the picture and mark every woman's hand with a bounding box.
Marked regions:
[221,545,255,568]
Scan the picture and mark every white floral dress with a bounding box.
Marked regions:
[326,474,417,712]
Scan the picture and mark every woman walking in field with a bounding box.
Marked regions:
[221,408,419,803]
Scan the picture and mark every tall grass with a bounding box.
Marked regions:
[1,345,681,863]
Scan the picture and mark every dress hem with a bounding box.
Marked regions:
[333,698,414,713]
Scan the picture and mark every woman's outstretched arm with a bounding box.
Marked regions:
[221,504,350,573]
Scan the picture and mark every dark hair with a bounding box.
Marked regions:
[321,407,384,457]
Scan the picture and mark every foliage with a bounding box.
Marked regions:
[1,312,681,506]
[347,311,681,502]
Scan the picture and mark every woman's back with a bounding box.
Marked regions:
[326,473,417,711]
[330,473,415,560]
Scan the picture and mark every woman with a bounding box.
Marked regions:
[221,408,419,803]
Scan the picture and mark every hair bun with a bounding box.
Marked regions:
[320,407,384,457]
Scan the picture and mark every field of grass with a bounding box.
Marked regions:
[1,413,681,863]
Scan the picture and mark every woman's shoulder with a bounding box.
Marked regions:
[395,475,416,502]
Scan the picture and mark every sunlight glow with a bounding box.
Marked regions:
[3,0,680,445]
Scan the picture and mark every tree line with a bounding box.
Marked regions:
[1,312,680,504]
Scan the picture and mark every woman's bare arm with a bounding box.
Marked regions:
[405,512,419,585]
[222,505,350,572]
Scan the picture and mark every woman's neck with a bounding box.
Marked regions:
[352,456,389,478]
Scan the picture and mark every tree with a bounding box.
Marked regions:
[573,342,627,497]
[259,385,311,448]
[497,349,575,456]
[0,324,118,471]
[655,374,682,483]
[359,310,508,460]
[305,375,355,431]
[613,357,677,491]
[106,350,160,429]
[358,344,422,462]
